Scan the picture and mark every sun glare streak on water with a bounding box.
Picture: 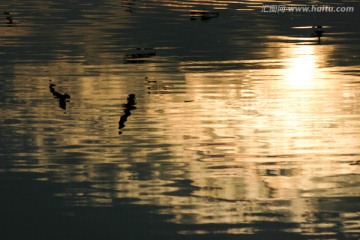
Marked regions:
[1,0,360,239]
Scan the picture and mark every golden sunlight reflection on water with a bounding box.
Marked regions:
[1,0,360,238]
[284,45,318,87]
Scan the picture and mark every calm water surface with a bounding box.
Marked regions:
[1,0,360,239]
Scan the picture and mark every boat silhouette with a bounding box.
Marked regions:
[123,48,156,64]
[4,11,13,24]
[311,26,325,43]
[190,10,219,21]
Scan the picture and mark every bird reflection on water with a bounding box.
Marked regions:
[119,94,137,134]
[49,82,71,110]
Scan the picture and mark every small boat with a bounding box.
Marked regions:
[311,26,324,36]
[6,16,13,24]
[123,48,156,63]
[4,11,13,24]
[190,10,219,21]
[311,26,325,43]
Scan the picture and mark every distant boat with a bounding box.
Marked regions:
[123,48,156,64]
[4,11,13,24]
[190,10,219,21]
[6,16,13,24]
[311,26,324,43]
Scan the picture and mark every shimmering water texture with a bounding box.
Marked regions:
[1,1,360,239]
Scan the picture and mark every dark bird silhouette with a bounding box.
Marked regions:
[119,94,137,134]
[49,82,71,110]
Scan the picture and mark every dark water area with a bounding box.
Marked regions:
[1,0,360,239]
